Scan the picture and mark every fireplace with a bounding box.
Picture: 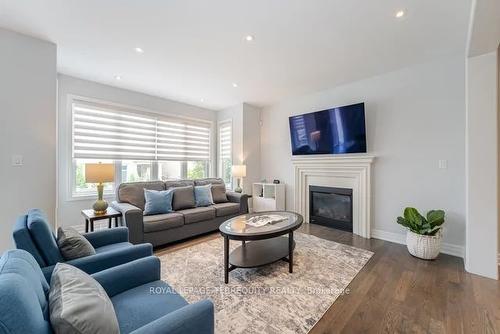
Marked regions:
[309,185,353,232]
[293,155,374,237]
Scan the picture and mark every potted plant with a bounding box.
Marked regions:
[396,207,445,260]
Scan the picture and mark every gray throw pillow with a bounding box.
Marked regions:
[49,263,120,334]
[172,185,196,210]
[57,227,96,260]
[212,184,228,203]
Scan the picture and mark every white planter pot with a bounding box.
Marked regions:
[406,230,442,260]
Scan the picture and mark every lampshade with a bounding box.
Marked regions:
[231,165,247,178]
[85,163,115,183]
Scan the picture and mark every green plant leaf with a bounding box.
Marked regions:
[427,210,445,227]
[404,207,419,222]
[398,207,444,235]
[404,207,427,228]
[425,225,442,236]
[397,216,408,228]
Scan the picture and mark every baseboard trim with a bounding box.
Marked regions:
[371,229,405,244]
[371,229,465,258]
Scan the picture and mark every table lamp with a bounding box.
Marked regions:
[231,165,246,193]
[85,163,115,214]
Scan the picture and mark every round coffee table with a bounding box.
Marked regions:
[219,211,303,283]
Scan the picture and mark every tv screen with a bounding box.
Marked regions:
[289,102,366,155]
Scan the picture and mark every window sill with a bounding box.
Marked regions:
[66,193,115,202]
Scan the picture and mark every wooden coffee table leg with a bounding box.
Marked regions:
[289,231,294,273]
[224,236,229,284]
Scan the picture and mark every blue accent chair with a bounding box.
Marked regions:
[0,249,215,334]
[13,209,153,281]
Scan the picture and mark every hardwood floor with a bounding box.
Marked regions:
[154,224,500,334]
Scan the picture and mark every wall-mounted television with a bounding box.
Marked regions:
[289,102,366,155]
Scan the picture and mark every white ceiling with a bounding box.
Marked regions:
[0,0,471,110]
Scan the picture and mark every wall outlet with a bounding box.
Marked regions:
[12,155,23,166]
[438,159,448,169]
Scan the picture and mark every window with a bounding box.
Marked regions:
[73,159,115,196]
[218,120,232,188]
[121,160,153,183]
[70,99,212,197]
[187,161,209,179]
[158,161,183,180]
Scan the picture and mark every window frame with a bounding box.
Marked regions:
[70,159,120,199]
[66,95,214,200]
[217,119,233,189]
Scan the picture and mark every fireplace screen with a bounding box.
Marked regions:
[309,186,353,232]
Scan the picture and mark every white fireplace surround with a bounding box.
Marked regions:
[292,155,375,238]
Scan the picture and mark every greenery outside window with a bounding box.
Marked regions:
[187,161,209,179]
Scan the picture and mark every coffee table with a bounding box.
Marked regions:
[219,211,303,283]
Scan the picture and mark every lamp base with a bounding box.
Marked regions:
[92,199,108,215]
[234,177,243,193]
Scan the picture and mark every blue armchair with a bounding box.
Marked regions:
[94,256,214,334]
[13,209,153,281]
[0,249,214,334]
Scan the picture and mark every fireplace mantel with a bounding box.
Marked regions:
[292,155,375,238]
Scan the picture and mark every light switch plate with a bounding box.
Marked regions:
[12,155,23,166]
[438,159,448,169]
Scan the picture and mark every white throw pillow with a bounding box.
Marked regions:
[49,263,120,334]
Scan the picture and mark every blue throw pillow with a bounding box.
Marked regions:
[143,189,173,215]
[194,184,214,207]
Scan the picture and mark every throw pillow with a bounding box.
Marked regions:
[144,189,174,215]
[49,263,120,334]
[172,185,196,210]
[194,184,214,207]
[211,184,228,203]
[57,227,96,261]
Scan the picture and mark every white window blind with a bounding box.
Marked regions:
[72,101,211,161]
[219,121,231,161]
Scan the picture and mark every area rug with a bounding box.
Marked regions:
[159,233,373,334]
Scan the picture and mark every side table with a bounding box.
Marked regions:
[81,207,122,233]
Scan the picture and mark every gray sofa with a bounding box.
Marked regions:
[112,178,248,247]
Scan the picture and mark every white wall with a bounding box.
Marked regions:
[465,50,499,279]
[0,29,57,252]
[57,74,217,227]
[242,104,261,194]
[261,56,466,251]
[218,103,261,194]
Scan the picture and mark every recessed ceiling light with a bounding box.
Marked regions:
[232,83,238,88]
[245,35,254,42]
[200,98,205,102]
[114,75,122,80]
[395,10,405,18]
[134,47,144,54]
